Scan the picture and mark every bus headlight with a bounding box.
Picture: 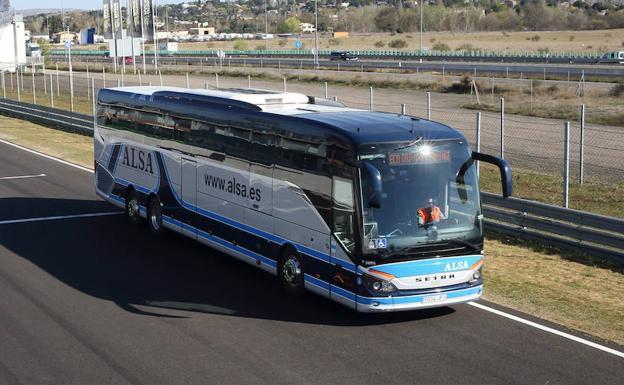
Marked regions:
[469,266,483,283]
[364,274,397,294]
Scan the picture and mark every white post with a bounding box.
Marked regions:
[215,73,219,88]
[248,74,251,89]
[138,71,142,86]
[324,81,328,99]
[158,70,163,86]
[563,122,570,208]
[476,112,481,178]
[92,77,97,128]
[56,64,60,96]
[500,97,505,159]
[50,74,54,108]
[1,71,4,98]
[68,39,74,112]
[186,72,189,88]
[32,64,36,104]
[491,76,494,105]
[283,77,286,92]
[579,104,585,184]
[369,87,373,110]
[426,91,431,120]
[401,103,406,115]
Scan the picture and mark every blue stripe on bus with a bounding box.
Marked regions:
[304,273,330,291]
[156,154,357,272]
[163,214,277,269]
[330,285,357,302]
[370,255,482,278]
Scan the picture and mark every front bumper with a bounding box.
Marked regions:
[355,285,483,312]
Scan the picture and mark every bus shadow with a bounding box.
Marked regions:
[0,197,455,327]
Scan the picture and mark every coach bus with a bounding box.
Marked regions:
[94,86,512,312]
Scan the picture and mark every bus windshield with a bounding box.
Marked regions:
[359,139,482,259]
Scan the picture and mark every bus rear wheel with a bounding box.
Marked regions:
[125,188,141,225]
[147,196,165,236]
[278,248,305,297]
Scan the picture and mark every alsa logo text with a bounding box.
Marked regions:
[444,261,469,272]
[121,146,154,175]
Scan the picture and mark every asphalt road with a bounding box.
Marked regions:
[50,56,624,80]
[0,139,623,385]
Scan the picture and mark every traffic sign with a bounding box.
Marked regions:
[294,40,302,49]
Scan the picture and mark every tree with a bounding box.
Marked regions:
[278,16,301,33]
[374,7,400,32]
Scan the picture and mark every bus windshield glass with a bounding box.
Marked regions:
[359,139,481,259]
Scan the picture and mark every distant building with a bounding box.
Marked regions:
[301,23,315,33]
[190,27,216,36]
[53,31,76,44]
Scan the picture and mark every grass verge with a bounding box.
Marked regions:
[480,163,624,219]
[0,115,622,346]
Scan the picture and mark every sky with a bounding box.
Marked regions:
[17,0,187,11]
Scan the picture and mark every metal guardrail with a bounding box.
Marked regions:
[0,98,92,135]
[49,49,606,63]
[1,99,622,263]
[483,193,624,263]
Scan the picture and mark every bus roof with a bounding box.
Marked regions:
[102,87,466,146]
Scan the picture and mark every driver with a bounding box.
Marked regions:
[417,198,445,225]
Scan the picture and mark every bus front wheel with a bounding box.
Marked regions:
[147,196,165,236]
[278,248,305,297]
[125,188,141,225]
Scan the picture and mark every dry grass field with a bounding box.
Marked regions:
[65,29,624,53]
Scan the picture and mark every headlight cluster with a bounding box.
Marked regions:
[363,274,397,294]
[469,266,483,283]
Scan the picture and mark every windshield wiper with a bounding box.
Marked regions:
[440,239,482,253]
[383,239,481,259]
[392,137,423,152]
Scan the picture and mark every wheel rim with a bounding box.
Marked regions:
[127,196,139,218]
[150,202,161,231]
[282,256,301,286]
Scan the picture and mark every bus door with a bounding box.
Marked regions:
[180,157,198,240]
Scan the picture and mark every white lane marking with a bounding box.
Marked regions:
[0,139,93,174]
[0,173,46,180]
[468,301,624,359]
[3,130,622,358]
[0,211,123,225]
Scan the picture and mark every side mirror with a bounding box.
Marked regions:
[473,152,513,198]
[363,161,382,208]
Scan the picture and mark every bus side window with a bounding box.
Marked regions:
[332,176,356,254]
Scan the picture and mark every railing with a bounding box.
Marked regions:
[483,193,624,263]
[1,98,622,264]
[47,49,607,63]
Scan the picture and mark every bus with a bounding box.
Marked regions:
[94,87,512,312]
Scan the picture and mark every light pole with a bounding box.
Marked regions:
[264,0,268,50]
[419,0,424,52]
[12,11,20,102]
[314,0,319,68]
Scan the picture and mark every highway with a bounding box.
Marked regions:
[0,139,623,385]
[49,55,624,80]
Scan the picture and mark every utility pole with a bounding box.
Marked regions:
[12,11,21,102]
[141,0,147,75]
[420,0,424,52]
[153,2,158,71]
[264,0,268,50]
[314,0,319,68]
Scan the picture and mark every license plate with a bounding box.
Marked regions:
[422,294,448,304]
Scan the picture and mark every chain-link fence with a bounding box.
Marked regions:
[3,65,621,212]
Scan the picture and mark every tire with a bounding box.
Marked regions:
[147,196,165,236]
[125,188,141,225]
[278,248,305,297]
